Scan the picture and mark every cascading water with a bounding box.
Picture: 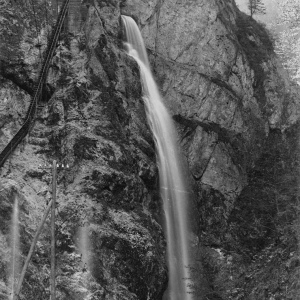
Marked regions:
[77,225,90,271]
[122,16,192,300]
[76,225,91,297]
[9,197,20,299]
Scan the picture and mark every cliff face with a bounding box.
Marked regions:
[123,0,299,209]
[121,0,300,299]
[1,0,300,299]
[0,1,166,299]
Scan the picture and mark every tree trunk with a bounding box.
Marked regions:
[13,200,53,300]
[50,160,57,300]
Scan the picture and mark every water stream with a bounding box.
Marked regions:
[122,16,192,300]
[9,197,20,299]
[76,225,91,297]
[77,225,90,272]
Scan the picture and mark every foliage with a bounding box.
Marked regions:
[193,118,300,299]
[21,263,50,300]
[229,124,300,252]
[222,121,300,299]
[235,11,274,112]
[274,0,300,83]
[247,0,266,17]
[276,0,300,28]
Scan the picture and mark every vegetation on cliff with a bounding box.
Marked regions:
[192,8,300,299]
[0,1,167,299]
[0,0,300,300]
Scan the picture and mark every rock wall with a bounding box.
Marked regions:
[0,1,167,299]
[121,0,300,299]
[122,0,299,211]
[1,0,300,299]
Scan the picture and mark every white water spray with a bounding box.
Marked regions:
[76,224,91,298]
[9,197,20,299]
[122,16,192,300]
[77,225,90,271]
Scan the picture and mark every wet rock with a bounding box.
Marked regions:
[1,0,300,299]
[0,0,166,299]
[121,0,300,207]
[120,0,300,298]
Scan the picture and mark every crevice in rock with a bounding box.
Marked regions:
[0,60,34,95]
[174,114,247,177]
[226,47,240,81]
[174,114,237,146]
[196,140,218,181]
[229,104,238,128]
[174,41,197,63]
[93,0,108,35]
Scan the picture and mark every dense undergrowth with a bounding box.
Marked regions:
[213,12,300,299]
[227,119,300,296]
[1,1,300,299]
[235,12,275,116]
[190,118,300,300]
[188,11,300,300]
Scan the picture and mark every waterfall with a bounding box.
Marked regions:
[76,224,91,298]
[77,225,90,271]
[122,16,192,300]
[9,197,20,299]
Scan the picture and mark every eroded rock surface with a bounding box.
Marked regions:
[121,0,300,299]
[0,1,166,299]
[122,0,300,219]
[1,0,300,299]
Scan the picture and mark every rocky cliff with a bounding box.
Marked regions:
[1,0,300,299]
[122,0,300,299]
[122,0,299,211]
[0,1,166,299]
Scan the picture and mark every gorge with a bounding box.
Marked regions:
[0,0,300,299]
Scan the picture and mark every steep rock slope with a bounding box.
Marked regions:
[0,1,167,299]
[122,0,299,212]
[121,0,300,299]
[1,0,300,299]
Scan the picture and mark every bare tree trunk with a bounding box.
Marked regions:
[13,200,53,300]
[50,160,57,300]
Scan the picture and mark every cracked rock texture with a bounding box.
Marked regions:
[122,0,300,216]
[0,1,166,299]
[1,0,300,299]
[121,0,300,298]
